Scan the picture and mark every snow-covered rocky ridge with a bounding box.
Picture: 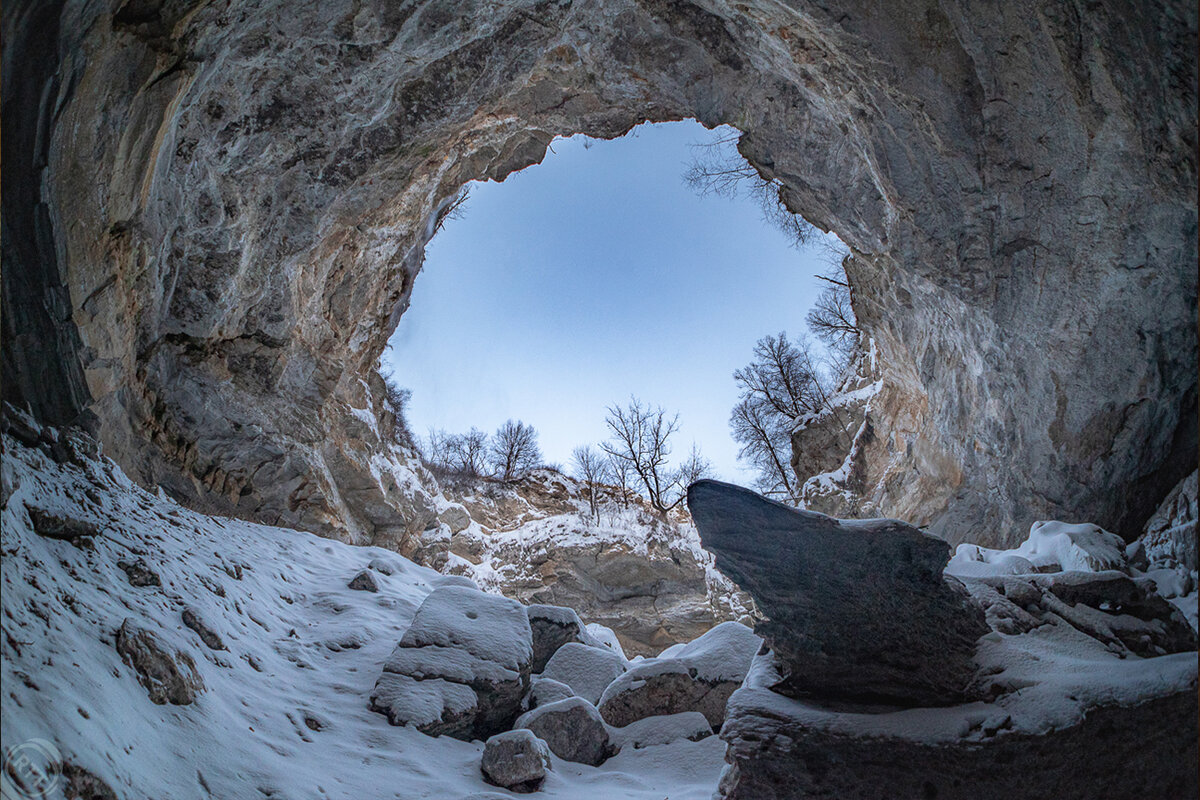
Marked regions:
[420,469,754,656]
[0,431,730,799]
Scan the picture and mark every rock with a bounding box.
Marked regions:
[526,603,595,673]
[608,711,713,750]
[584,623,628,660]
[1138,472,1198,572]
[598,621,761,729]
[182,607,227,651]
[7,0,1192,563]
[370,586,532,740]
[540,643,626,705]
[367,558,396,575]
[26,505,100,546]
[717,645,1199,800]
[446,475,752,657]
[113,620,203,705]
[687,480,988,707]
[521,677,576,712]
[514,697,615,767]
[480,730,552,793]
[347,570,378,592]
[439,504,472,534]
[117,559,161,587]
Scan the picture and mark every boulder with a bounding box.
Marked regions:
[687,480,988,707]
[114,620,203,705]
[540,643,626,705]
[347,570,379,592]
[598,621,760,729]
[480,729,551,793]
[370,586,533,740]
[515,697,615,766]
[526,603,595,673]
[521,677,576,712]
[608,711,713,750]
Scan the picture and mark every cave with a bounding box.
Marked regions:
[1,1,1196,798]
[5,0,1195,549]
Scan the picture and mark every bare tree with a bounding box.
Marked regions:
[675,443,713,489]
[380,377,415,448]
[571,445,610,522]
[432,187,470,236]
[447,427,490,478]
[490,420,542,482]
[730,397,797,502]
[684,131,816,249]
[730,333,848,504]
[807,257,859,367]
[601,397,706,518]
[606,451,635,511]
[424,428,453,470]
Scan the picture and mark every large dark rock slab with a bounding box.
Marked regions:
[687,480,988,707]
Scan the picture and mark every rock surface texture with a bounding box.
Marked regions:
[688,480,988,707]
[2,0,1194,551]
[480,729,552,793]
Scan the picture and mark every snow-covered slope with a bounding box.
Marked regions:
[0,434,725,799]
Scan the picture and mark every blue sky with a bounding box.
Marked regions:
[384,120,839,483]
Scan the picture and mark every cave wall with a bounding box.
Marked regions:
[2,0,1195,547]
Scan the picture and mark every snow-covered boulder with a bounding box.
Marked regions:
[948,520,1127,577]
[370,585,533,740]
[480,729,551,793]
[585,622,628,659]
[521,676,576,711]
[541,643,627,705]
[608,712,713,750]
[598,622,760,729]
[514,697,615,766]
[526,603,599,672]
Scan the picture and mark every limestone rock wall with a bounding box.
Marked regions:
[3,0,1195,546]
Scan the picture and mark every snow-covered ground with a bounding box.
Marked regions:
[0,436,725,799]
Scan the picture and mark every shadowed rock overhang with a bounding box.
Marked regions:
[2,0,1196,547]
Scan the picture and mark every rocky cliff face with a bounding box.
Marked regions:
[428,470,753,656]
[3,0,1195,548]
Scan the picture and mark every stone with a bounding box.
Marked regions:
[515,697,615,767]
[480,730,552,793]
[521,677,576,712]
[113,620,203,705]
[608,711,713,750]
[687,480,989,707]
[26,505,100,546]
[598,621,761,729]
[182,607,227,651]
[526,603,594,673]
[370,586,533,740]
[347,570,379,592]
[540,643,626,705]
[1138,470,1198,571]
[117,559,161,587]
[439,504,472,534]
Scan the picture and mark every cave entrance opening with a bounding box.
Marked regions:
[382,119,850,489]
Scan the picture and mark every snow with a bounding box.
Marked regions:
[0,435,727,800]
[584,623,628,659]
[670,621,760,683]
[540,643,628,705]
[948,519,1128,577]
[398,585,532,672]
[608,712,713,750]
